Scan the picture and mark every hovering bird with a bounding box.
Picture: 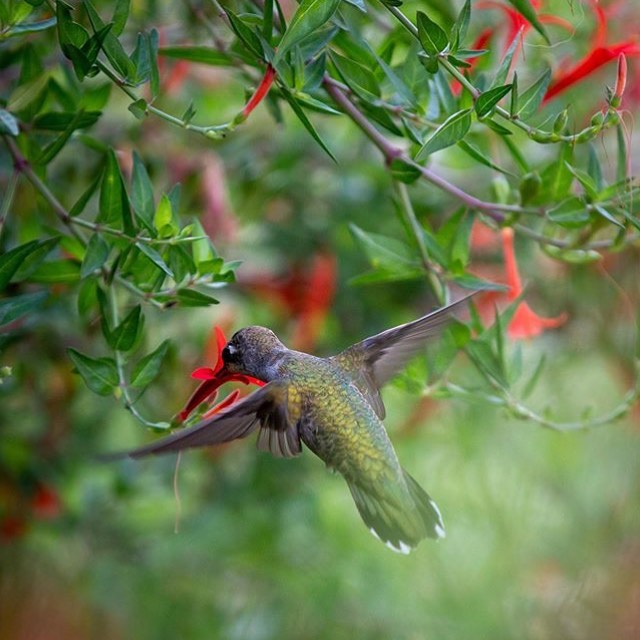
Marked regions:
[107,296,474,553]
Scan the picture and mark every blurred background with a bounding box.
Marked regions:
[1,0,640,638]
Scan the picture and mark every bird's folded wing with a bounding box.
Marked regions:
[330,294,475,418]
[102,381,302,460]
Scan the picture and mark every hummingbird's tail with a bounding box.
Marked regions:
[347,470,445,554]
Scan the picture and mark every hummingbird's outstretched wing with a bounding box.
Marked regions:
[101,381,302,460]
[330,294,475,418]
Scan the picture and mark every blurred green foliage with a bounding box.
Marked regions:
[1,0,639,638]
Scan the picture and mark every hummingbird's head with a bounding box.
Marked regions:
[221,326,286,380]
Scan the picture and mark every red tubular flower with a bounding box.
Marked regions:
[178,326,265,421]
[501,228,567,339]
[476,0,573,57]
[544,0,640,102]
[241,64,277,119]
[544,42,640,102]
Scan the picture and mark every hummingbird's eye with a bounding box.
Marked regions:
[222,343,238,363]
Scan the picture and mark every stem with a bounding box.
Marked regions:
[444,356,640,432]
[108,286,167,428]
[321,79,638,252]
[393,181,444,300]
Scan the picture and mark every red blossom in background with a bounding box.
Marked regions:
[544,0,640,102]
[240,250,337,352]
[475,0,573,61]
[469,223,567,339]
[178,326,265,421]
[501,228,567,339]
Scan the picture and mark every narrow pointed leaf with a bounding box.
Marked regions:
[475,84,512,118]
[516,68,551,119]
[131,339,170,390]
[280,87,336,161]
[416,108,472,159]
[67,348,118,395]
[505,0,550,44]
[274,0,341,64]
[81,233,110,278]
[417,11,449,55]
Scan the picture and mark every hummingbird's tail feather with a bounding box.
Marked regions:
[346,472,444,554]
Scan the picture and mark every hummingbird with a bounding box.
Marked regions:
[108,296,473,553]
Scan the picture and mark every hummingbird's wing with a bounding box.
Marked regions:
[102,381,302,460]
[331,294,474,418]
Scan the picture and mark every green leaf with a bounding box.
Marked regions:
[616,124,628,184]
[7,73,49,113]
[349,225,422,284]
[505,0,550,44]
[492,33,520,89]
[274,0,341,64]
[111,305,143,352]
[70,170,102,217]
[5,16,57,37]
[190,220,215,267]
[159,45,231,66]
[81,233,110,278]
[67,348,118,395]
[475,84,512,118]
[154,194,177,238]
[131,340,170,390]
[34,110,86,165]
[592,204,624,229]
[457,140,514,176]
[586,144,604,192]
[280,87,336,162]
[416,108,472,160]
[33,111,101,131]
[98,148,134,232]
[416,11,449,55]
[128,98,147,119]
[226,9,264,60]
[0,109,19,136]
[131,152,155,231]
[27,260,80,283]
[84,0,135,79]
[135,242,174,277]
[539,142,573,200]
[0,291,48,326]
[522,353,546,399]
[565,163,599,201]
[331,52,380,102]
[0,241,41,289]
[12,238,59,281]
[111,0,130,36]
[547,198,590,228]
[176,289,220,307]
[451,0,471,52]
[516,68,551,119]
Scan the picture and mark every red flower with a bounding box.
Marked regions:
[501,228,567,339]
[544,1,640,102]
[476,0,573,58]
[178,326,265,421]
[241,64,277,120]
[240,250,337,351]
